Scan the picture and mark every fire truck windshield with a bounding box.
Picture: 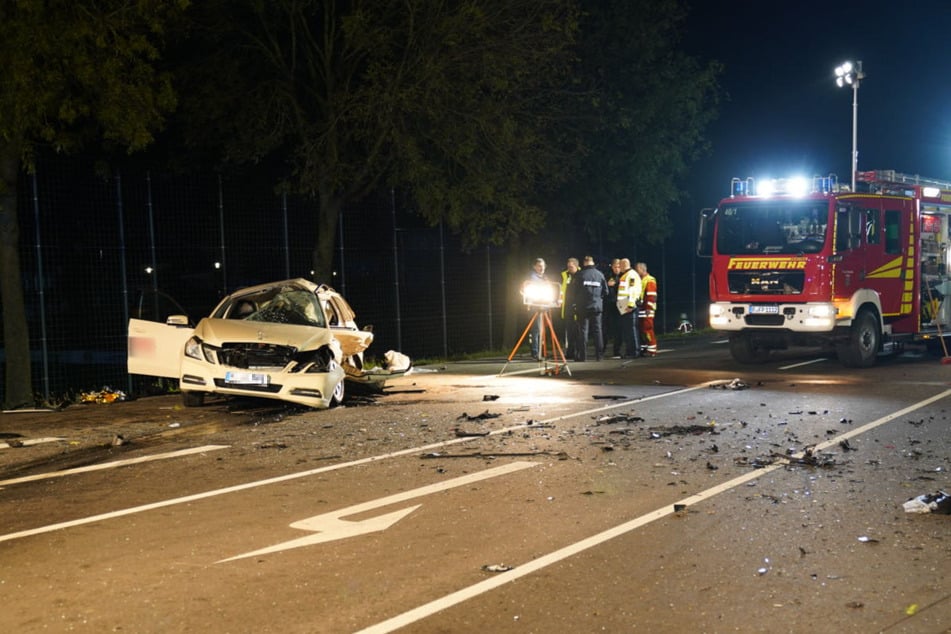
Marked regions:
[716,201,829,255]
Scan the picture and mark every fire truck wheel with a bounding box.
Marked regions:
[837,309,880,368]
[729,334,770,364]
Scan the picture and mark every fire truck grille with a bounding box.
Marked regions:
[728,271,804,295]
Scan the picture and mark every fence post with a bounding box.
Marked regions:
[390,188,402,351]
[146,171,159,319]
[217,174,227,295]
[337,206,346,296]
[487,245,493,350]
[116,170,131,394]
[440,221,447,358]
[30,171,50,403]
[281,191,290,278]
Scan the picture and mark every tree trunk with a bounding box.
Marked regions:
[311,192,341,284]
[0,149,34,409]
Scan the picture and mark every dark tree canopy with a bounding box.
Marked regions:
[0,0,185,408]
[547,0,722,245]
[178,0,582,278]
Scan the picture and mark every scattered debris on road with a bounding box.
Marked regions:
[903,490,951,514]
[709,378,748,390]
[457,410,502,421]
[482,563,513,573]
[80,387,127,404]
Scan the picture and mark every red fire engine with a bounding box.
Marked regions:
[697,170,951,366]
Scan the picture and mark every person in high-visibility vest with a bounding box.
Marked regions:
[559,257,580,358]
[615,258,641,358]
[636,261,658,356]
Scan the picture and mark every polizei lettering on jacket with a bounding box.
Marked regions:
[727,258,806,270]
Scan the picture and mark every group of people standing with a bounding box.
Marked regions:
[522,255,657,362]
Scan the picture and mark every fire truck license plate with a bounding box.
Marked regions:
[749,305,779,314]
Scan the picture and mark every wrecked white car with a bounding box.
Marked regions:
[127,279,375,409]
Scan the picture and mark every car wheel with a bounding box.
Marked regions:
[182,391,205,407]
[331,376,345,406]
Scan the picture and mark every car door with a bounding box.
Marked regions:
[322,292,373,356]
[127,317,195,378]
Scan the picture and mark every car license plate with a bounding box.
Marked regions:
[749,305,779,314]
[224,371,269,385]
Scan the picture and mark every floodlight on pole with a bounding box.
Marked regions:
[834,60,864,191]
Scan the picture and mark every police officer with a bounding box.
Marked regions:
[567,255,609,361]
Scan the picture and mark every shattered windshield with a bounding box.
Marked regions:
[716,201,830,255]
[223,287,326,327]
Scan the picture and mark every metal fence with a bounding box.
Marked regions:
[3,154,706,403]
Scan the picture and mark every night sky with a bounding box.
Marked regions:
[683,0,951,209]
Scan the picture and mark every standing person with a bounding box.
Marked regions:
[605,258,623,358]
[567,255,609,361]
[616,258,641,358]
[636,261,658,356]
[559,257,580,359]
[520,258,550,360]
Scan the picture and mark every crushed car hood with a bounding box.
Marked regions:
[195,318,337,353]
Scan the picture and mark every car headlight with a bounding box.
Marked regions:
[184,336,216,363]
[184,336,203,360]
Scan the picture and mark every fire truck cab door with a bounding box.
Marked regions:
[834,203,867,300]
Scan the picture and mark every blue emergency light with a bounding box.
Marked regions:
[730,174,838,197]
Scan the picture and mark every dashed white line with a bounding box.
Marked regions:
[0,445,230,488]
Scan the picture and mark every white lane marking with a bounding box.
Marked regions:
[356,387,951,634]
[218,461,537,563]
[0,383,709,544]
[778,358,829,370]
[0,445,230,488]
[0,437,64,450]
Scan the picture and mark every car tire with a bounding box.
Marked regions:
[182,391,205,407]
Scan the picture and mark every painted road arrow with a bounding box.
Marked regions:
[219,460,538,563]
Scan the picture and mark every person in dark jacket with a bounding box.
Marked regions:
[566,255,609,361]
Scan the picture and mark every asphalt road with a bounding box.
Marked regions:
[1,335,949,633]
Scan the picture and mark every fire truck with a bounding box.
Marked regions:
[697,170,951,366]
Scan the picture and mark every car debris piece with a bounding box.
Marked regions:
[902,490,951,514]
[710,378,748,390]
[381,350,412,372]
[857,536,879,543]
[483,394,500,401]
[592,395,629,400]
[457,410,502,421]
[595,413,645,424]
[647,424,718,437]
[421,450,569,460]
[482,564,513,573]
[111,434,126,447]
[80,387,127,404]
[454,429,491,438]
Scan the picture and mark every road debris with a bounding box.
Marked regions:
[454,428,491,438]
[421,451,569,460]
[648,424,718,438]
[902,490,951,514]
[458,410,502,421]
[594,413,644,424]
[80,387,127,404]
[482,394,500,401]
[482,564,513,573]
[710,378,748,390]
[592,395,629,400]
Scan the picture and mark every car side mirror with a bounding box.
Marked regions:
[166,315,190,327]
